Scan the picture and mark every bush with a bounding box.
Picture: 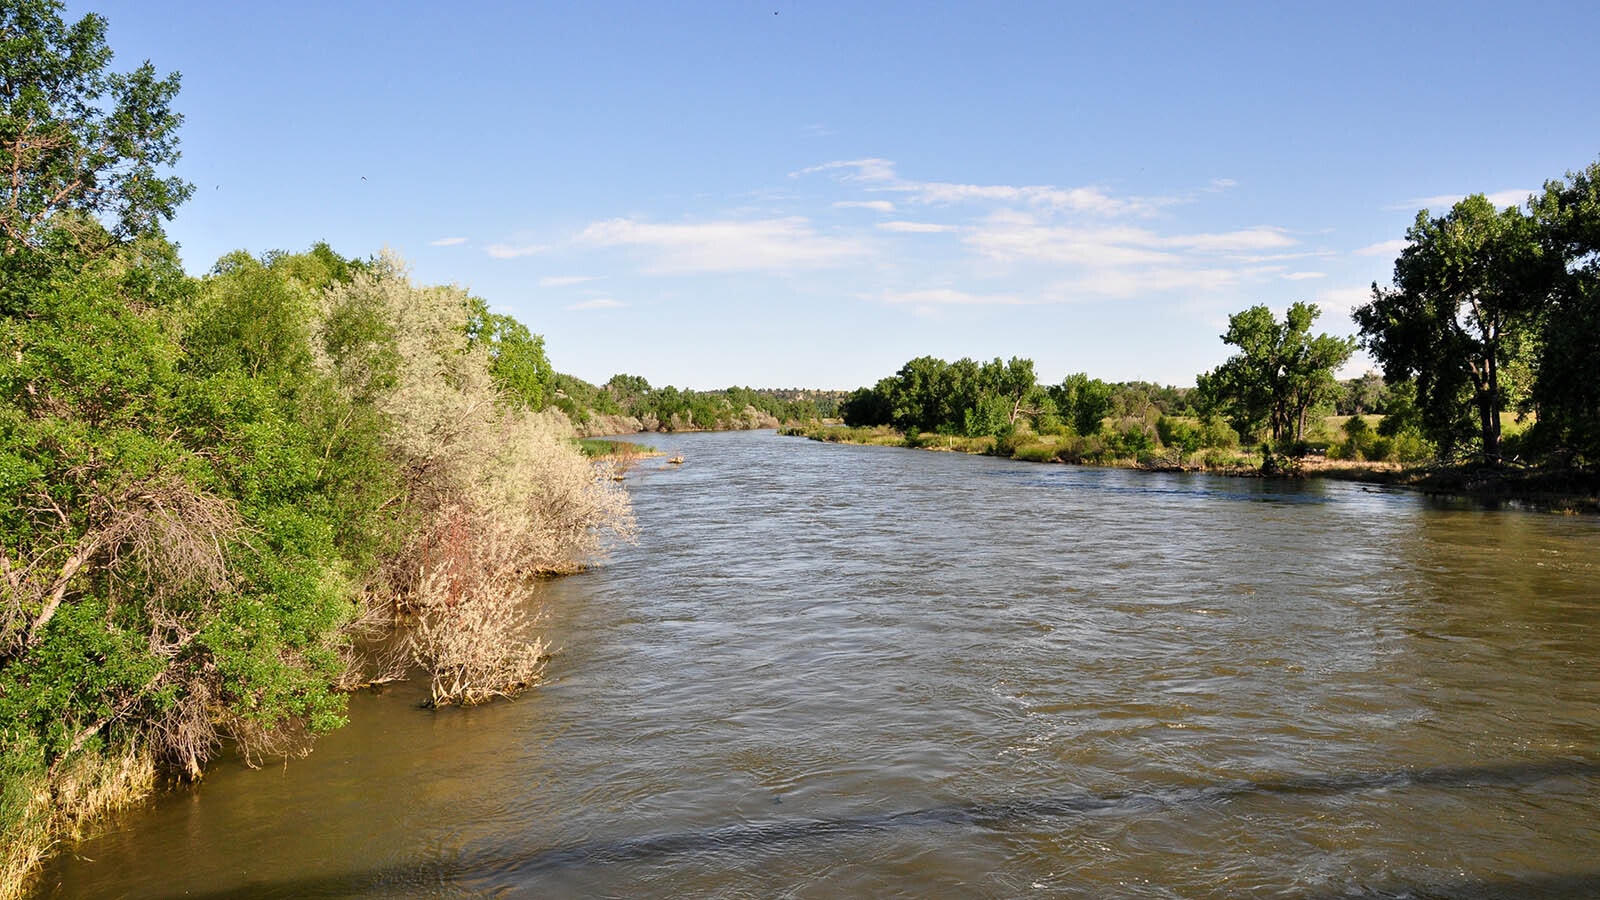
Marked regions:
[1156,416,1202,454]
[1199,417,1240,449]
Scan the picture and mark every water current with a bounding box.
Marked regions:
[32,431,1600,898]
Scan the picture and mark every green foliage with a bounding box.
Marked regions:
[0,0,192,254]
[1049,373,1115,437]
[1355,194,1556,460]
[1330,414,1377,461]
[1155,416,1202,454]
[1198,302,1356,446]
[1528,160,1600,464]
[465,297,554,410]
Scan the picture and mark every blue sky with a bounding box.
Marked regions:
[79,1,1600,390]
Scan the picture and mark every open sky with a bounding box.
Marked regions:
[77,1,1600,390]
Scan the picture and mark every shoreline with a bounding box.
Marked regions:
[780,426,1600,514]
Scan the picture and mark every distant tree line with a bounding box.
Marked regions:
[550,373,843,432]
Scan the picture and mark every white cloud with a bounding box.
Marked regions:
[429,236,467,247]
[1283,271,1326,280]
[879,288,1023,306]
[798,158,1141,215]
[834,200,895,212]
[793,158,899,183]
[966,223,1179,266]
[1054,267,1242,298]
[485,242,549,259]
[1161,227,1296,253]
[538,275,602,288]
[1391,189,1536,212]
[574,217,866,273]
[566,297,627,311]
[923,183,1134,215]
[877,221,957,233]
[1353,238,1407,257]
[1313,286,1375,317]
[965,221,1295,266]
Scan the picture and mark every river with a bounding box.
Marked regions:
[32,431,1600,898]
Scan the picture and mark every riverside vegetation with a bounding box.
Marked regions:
[0,4,639,892]
[800,159,1600,502]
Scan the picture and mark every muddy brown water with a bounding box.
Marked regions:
[32,431,1600,898]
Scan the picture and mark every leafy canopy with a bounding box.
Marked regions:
[0,0,191,253]
[1354,195,1554,459]
[1197,301,1355,447]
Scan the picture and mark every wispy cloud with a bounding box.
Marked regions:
[566,297,627,311]
[485,242,549,259]
[430,236,467,247]
[1313,286,1374,317]
[794,158,899,183]
[574,217,866,273]
[538,275,602,288]
[1387,189,1536,213]
[1052,267,1243,298]
[1282,271,1326,280]
[963,221,1296,267]
[798,157,1146,216]
[879,288,1024,306]
[966,223,1178,267]
[834,200,895,212]
[1353,238,1406,257]
[877,221,957,233]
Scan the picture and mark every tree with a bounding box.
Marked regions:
[840,379,895,427]
[1048,373,1113,436]
[1354,195,1556,460]
[1530,161,1600,462]
[979,357,1040,427]
[1338,371,1388,416]
[0,1,191,254]
[464,298,553,410]
[1198,302,1355,447]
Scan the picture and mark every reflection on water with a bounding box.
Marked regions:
[34,432,1600,898]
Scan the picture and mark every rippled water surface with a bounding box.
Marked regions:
[34,431,1600,898]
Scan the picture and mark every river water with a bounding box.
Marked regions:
[33,431,1600,898]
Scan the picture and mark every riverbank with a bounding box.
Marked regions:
[780,425,1600,513]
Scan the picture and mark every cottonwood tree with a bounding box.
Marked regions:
[0,0,191,254]
[1197,302,1355,447]
[1354,195,1556,460]
[1530,162,1600,462]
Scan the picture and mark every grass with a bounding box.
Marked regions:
[577,438,659,458]
[2,742,156,900]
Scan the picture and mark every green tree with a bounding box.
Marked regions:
[0,0,191,254]
[1530,161,1600,462]
[979,357,1040,428]
[1354,195,1556,460]
[840,379,895,427]
[1198,302,1355,447]
[1049,373,1114,436]
[464,298,553,410]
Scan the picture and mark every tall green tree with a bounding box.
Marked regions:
[0,0,191,255]
[1530,161,1600,462]
[1354,195,1556,460]
[1197,302,1355,446]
